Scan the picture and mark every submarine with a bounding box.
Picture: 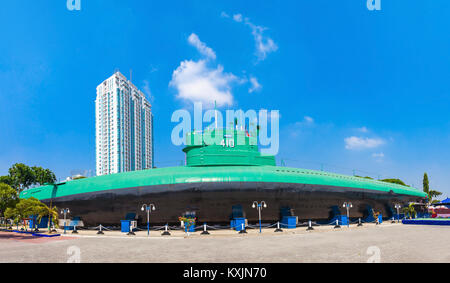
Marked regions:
[20,128,427,227]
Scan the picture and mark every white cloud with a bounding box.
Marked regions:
[289,116,316,138]
[246,21,278,61]
[372,152,385,158]
[233,14,243,22]
[170,33,240,107]
[291,116,315,137]
[149,65,158,73]
[142,80,152,100]
[248,76,262,93]
[304,116,314,124]
[169,59,236,107]
[345,136,385,150]
[294,116,315,127]
[357,126,369,133]
[188,33,216,60]
[372,152,385,162]
[223,13,278,61]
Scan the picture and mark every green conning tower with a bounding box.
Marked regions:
[183,128,276,167]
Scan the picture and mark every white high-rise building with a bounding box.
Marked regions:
[95,71,154,176]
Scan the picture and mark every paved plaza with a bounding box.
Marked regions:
[0,223,449,263]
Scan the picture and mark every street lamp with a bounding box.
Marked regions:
[252,201,267,233]
[343,202,353,227]
[394,204,402,223]
[61,208,70,234]
[141,204,156,236]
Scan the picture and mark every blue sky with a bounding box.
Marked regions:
[0,1,449,197]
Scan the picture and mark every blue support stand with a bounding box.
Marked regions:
[29,215,49,229]
[377,214,383,224]
[339,215,348,226]
[281,216,297,229]
[330,215,348,226]
[184,225,195,233]
[231,218,247,231]
[121,220,131,233]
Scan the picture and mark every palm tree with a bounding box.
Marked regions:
[423,173,443,206]
[428,190,443,204]
[37,203,59,234]
[402,203,417,219]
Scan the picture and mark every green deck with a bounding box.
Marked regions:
[20,165,427,201]
[20,129,427,201]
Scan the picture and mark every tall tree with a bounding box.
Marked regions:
[380,178,407,186]
[423,173,430,194]
[0,175,12,186]
[0,183,18,219]
[32,167,56,186]
[8,163,35,192]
